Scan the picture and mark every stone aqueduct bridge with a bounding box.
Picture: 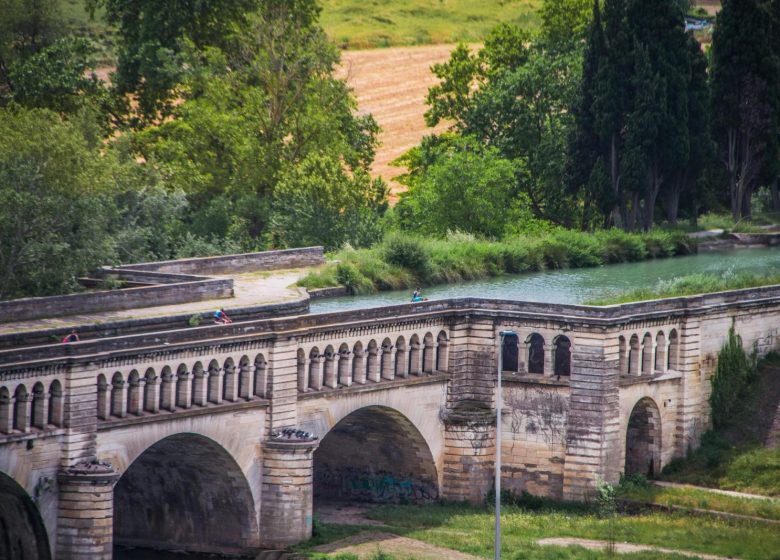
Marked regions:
[2,285,780,558]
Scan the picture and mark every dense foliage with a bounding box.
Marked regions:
[0,0,388,298]
[3,0,780,300]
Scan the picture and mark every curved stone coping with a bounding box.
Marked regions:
[3,282,780,370]
[0,275,233,324]
[115,246,324,275]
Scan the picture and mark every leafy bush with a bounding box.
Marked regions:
[381,233,432,283]
[710,325,757,430]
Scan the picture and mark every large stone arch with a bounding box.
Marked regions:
[0,471,51,560]
[112,432,259,555]
[625,397,662,477]
[313,405,439,504]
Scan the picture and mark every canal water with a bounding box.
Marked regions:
[309,246,780,313]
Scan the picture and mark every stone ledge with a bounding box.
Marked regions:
[503,373,571,387]
[96,398,269,431]
[297,372,449,400]
[618,371,682,387]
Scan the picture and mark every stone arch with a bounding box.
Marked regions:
[143,368,158,413]
[641,332,654,374]
[47,380,63,427]
[527,333,545,374]
[618,336,627,374]
[30,382,46,429]
[113,433,259,555]
[352,341,365,384]
[395,336,407,378]
[628,334,640,375]
[422,332,435,373]
[655,331,667,372]
[380,337,394,380]
[252,354,267,398]
[0,471,51,560]
[313,405,439,504]
[625,397,662,477]
[502,332,520,373]
[436,331,449,372]
[553,335,571,377]
[323,345,337,389]
[668,329,679,370]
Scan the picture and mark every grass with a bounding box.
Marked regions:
[298,501,780,559]
[585,271,780,306]
[658,354,780,498]
[618,480,780,521]
[297,230,697,295]
[319,0,541,49]
[661,433,780,498]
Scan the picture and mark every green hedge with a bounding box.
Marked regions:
[297,229,697,295]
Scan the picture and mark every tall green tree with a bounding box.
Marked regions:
[423,22,580,225]
[710,0,780,220]
[0,107,115,299]
[89,0,257,123]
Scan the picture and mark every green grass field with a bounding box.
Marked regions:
[319,0,541,49]
[299,502,780,559]
[56,0,542,53]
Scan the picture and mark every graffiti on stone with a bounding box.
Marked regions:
[314,465,437,503]
[505,386,568,448]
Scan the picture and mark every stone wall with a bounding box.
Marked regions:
[0,276,232,324]
[116,246,324,274]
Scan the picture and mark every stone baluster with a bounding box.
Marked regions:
[338,350,352,387]
[176,370,192,408]
[367,347,380,382]
[309,355,324,391]
[381,345,395,380]
[192,370,207,406]
[32,386,48,429]
[224,365,238,402]
[127,378,144,415]
[208,367,223,404]
[352,349,366,384]
[144,375,160,413]
[323,353,337,389]
[97,379,111,420]
[0,391,12,434]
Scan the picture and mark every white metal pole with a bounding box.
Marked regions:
[495,332,505,560]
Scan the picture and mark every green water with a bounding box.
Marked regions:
[309,247,780,313]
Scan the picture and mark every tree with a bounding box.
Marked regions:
[89,0,257,122]
[132,0,383,247]
[395,135,529,238]
[710,0,780,220]
[0,107,115,299]
[540,0,593,50]
[271,154,387,250]
[422,22,580,225]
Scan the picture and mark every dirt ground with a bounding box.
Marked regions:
[313,531,482,560]
[336,45,458,199]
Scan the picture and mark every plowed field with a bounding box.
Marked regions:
[336,44,459,199]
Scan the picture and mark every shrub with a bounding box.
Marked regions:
[710,325,757,430]
[381,233,432,283]
[336,262,374,295]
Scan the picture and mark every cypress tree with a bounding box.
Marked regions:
[711,0,780,220]
[566,0,610,229]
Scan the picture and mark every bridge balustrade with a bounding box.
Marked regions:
[94,352,270,421]
[619,326,680,377]
[296,328,448,393]
[0,379,64,434]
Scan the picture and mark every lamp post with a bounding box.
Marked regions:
[495,329,516,560]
